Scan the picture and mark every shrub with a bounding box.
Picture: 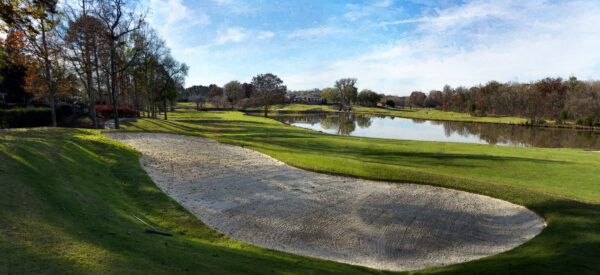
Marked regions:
[576,118,584,125]
[584,115,594,126]
[385,99,395,108]
[0,107,51,128]
[95,105,139,119]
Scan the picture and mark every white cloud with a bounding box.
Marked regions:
[286,0,600,94]
[150,0,210,26]
[257,31,275,39]
[375,0,394,8]
[344,1,397,21]
[215,27,247,44]
[148,0,210,52]
[287,27,338,39]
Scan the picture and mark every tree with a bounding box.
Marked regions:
[320,87,340,104]
[334,78,357,111]
[17,1,64,126]
[224,80,243,107]
[251,73,286,117]
[0,30,30,105]
[425,90,442,108]
[96,0,144,129]
[63,0,103,128]
[156,54,188,120]
[409,91,426,108]
[0,0,57,28]
[357,89,381,106]
[385,99,395,107]
[189,94,206,110]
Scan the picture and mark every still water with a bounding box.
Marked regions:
[274,114,600,149]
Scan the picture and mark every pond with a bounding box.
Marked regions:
[273,114,600,149]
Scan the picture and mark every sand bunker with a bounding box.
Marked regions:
[104,132,545,271]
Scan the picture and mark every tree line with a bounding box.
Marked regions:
[0,0,188,129]
[401,77,600,125]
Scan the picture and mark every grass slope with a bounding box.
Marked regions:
[0,128,382,274]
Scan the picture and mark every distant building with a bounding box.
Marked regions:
[293,94,323,104]
[284,92,296,103]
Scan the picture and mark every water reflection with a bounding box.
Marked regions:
[275,114,600,149]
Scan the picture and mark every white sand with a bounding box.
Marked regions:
[104,132,545,271]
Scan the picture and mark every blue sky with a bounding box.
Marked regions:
[146,0,600,96]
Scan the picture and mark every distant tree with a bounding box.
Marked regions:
[320,87,340,104]
[424,90,442,108]
[385,99,395,107]
[242,82,253,98]
[189,94,206,110]
[224,80,243,107]
[357,89,381,106]
[409,91,426,108]
[334,78,357,111]
[157,54,188,120]
[251,73,286,117]
[208,84,222,99]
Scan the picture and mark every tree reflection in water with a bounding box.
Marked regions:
[275,114,600,149]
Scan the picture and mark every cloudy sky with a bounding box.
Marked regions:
[146,0,600,96]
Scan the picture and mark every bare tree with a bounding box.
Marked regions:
[334,78,357,111]
[96,0,144,129]
[251,73,286,117]
[224,80,243,107]
[156,54,188,120]
[63,0,103,128]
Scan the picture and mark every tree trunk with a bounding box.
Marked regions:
[110,39,120,129]
[50,96,57,127]
[164,100,168,120]
[87,69,98,128]
[264,104,268,117]
[40,20,57,127]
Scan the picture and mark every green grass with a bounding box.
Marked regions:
[2,109,599,274]
[0,128,384,274]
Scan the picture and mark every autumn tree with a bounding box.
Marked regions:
[17,0,65,126]
[251,73,286,117]
[409,91,426,108]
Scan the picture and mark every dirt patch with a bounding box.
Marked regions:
[104,132,545,271]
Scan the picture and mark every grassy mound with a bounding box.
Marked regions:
[0,128,377,274]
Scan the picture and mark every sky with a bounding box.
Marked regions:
[145,0,600,96]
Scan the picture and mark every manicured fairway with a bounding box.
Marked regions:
[1,109,599,274]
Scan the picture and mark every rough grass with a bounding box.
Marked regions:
[1,109,599,274]
[0,128,383,274]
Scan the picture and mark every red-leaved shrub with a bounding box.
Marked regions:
[95,105,139,119]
